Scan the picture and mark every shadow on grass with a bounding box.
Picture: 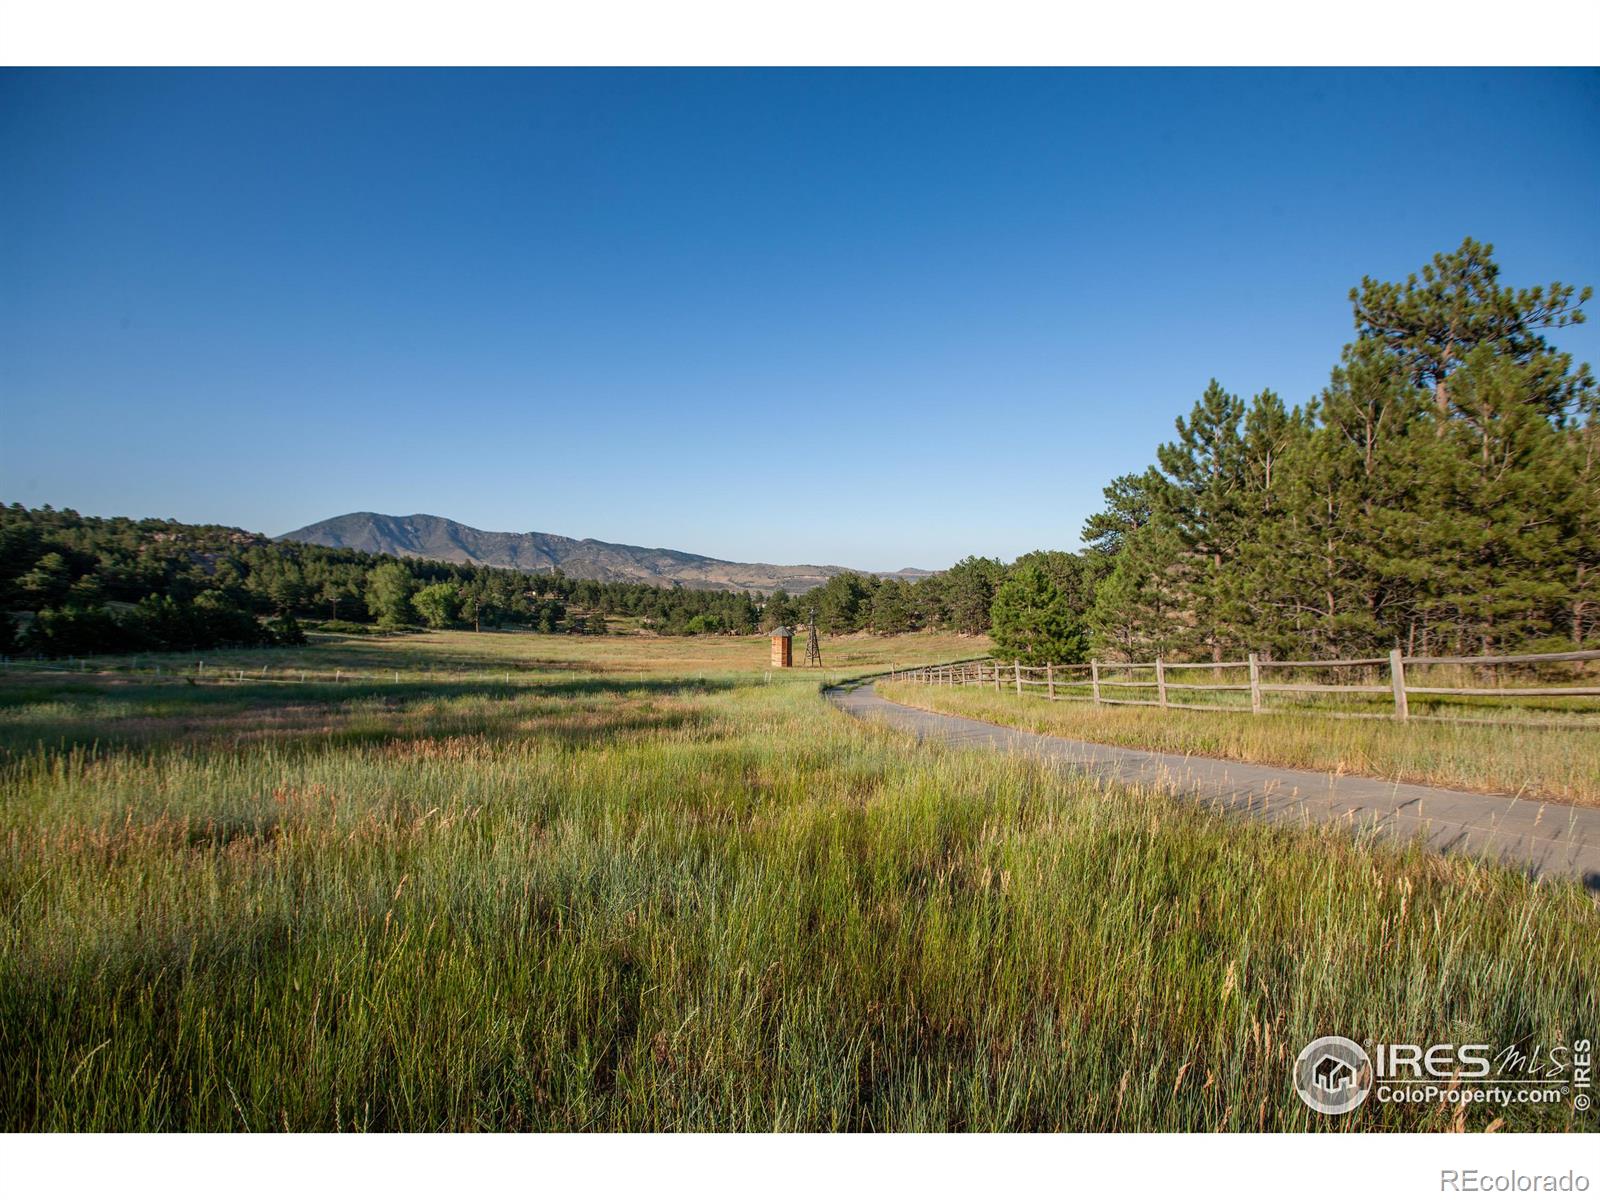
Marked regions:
[0,673,739,763]
[0,905,309,1130]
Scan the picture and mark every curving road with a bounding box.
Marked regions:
[827,679,1600,887]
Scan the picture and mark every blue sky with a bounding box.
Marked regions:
[2,69,1597,570]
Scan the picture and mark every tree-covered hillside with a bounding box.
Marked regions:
[0,502,1006,656]
[0,507,764,655]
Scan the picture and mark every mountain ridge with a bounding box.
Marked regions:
[279,512,933,593]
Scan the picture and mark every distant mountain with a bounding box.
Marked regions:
[279,512,930,593]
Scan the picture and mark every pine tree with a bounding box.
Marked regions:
[1152,380,1250,658]
[941,557,1004,636]
[1567,390,1600,646]
[1351,236,1593,422]
[1009,549,1101,621]
[1413,349,1577,653]
[1240,345,1429,656]
[814,572,876,634]
[1081,471,1161,556]
[1087,520,1186,661]
[762,587,799,632]
[868,579,914,634]
[989,563,1088,666]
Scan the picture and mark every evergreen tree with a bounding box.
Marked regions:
[17,552,73,609]
[1567,390,1600,646]
[940,556,1004,635]
[868,579,914,634]
[270,612,308,645]
[1009,549,1099,619]
[989,563,1088,665]
[1413,348,1577,653]
[1153,380,1250,657]
[762,587,799,632]
[1087,521,1187,661]
[1239,345,1429,656]
[814,572,877,633]
[1081,471,1160,557]
[365,562,416,627]
[1351,236,1593,421]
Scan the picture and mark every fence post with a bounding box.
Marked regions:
[1091,659,1101,704]
[1046,663,1055,700]
[1389,647,1409,722]
[1014,659,1022,697]
[992,661,1000,692]
[1248,652,1262,715]
[1155,657,1168,708]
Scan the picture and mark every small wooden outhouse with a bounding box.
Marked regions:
[769,626,794,668]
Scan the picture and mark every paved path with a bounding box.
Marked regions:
[827,681,1600,887]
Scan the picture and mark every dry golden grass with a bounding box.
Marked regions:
[877,680,1600,807]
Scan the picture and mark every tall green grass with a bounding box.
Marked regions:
[1,641,1595,1131]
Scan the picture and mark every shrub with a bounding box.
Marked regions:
[316,620,372,636]
[269,613,307,645]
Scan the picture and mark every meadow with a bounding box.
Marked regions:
[1,630,1596,1131]
[876,678,1600,808]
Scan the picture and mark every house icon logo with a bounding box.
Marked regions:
[1294,1036,1373,1115]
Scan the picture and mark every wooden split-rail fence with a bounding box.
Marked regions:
[885,649,1600,728]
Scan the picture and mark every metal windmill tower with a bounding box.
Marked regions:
[803,606,823,667]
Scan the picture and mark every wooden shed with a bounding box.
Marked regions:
[769,626,794,668]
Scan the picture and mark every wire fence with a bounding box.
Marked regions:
[886,649,1600,730]
[0,654,526,687]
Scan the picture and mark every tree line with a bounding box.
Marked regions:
[0,507,769,655]
[0,508,761,659]
[1072,239,1596,664]
[768,242,1598,667]
[5,241,1591,665]
[0,499,1026,657]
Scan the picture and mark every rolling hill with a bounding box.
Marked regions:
[279,512,932,593]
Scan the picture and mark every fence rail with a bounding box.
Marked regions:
[885,648,1600,728]
[1,654,527,687]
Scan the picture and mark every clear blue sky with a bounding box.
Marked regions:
[3,69,1597,570]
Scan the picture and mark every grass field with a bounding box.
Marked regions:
[877,680,1600,808]
[2,631,1596,1131]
